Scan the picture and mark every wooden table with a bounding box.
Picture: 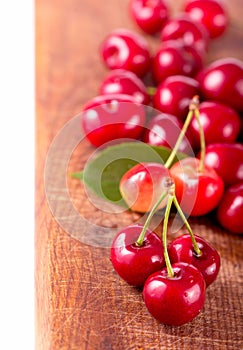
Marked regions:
[35,1,243,349]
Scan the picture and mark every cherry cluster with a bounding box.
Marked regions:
[79,0,243,326]
[81,0,243,234]
[110,208,220,326]
[110,97,221,326]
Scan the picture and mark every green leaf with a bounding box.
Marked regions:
[72,142,186,206]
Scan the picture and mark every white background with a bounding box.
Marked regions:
[0,1,34,349]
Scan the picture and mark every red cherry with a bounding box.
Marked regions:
[184,0,229,39]
[152,40,203,84]
[189,101,241,149]
[160,14,209,54]
[217,181,243,234]
[202,143,243,187]
[168,234,220,286]
[101,29,151,77]
[130,0,169,35]
[99,69,150,105]
[119,162,171,213]
[143,113,195,154]
[196,57,243,112]
[142,262,206,326]
[81,94,145,147]
[153,75,200,120]
[110,224,165,286]
[170,157,224,216]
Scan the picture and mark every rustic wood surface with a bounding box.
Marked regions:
[35,0,243,349]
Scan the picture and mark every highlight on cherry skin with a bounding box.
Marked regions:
[160,13,209,55]
[153,75,200,120]
[189,101,241,149]
[196,57,243,112]
[152,40,203,85]
[100,28,151,77]
[99,69,150,105]
[143,112,195,155]
[184,0,229,39]
[217,181,243,235]
[119,162,171,213]
[81,94,146,147]
[110,224,165,287]
[202,143,243,187]
[170,157,224,216]
[142,262,206,326]
[129,0,169,35]
[168,234,221,287]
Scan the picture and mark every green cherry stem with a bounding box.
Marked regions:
[136,177,174,246]
[164,95,200,169]
[172,194,202,257]
[194,108,206,173]
[162,193,174,278]
[136,191,168,246]
[146,86,157,97]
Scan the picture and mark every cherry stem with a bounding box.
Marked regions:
[172,195,202,257]
[146,86,157,97]
[162,193,174,278]
[136,191,168,246]
[194,108,205,173]
[164,95,200,169]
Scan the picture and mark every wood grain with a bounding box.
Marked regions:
[35,1,243,349]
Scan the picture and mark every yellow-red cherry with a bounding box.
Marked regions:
[119,162,171,213]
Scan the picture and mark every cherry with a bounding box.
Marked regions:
[170,157,224,216]
[152,40,203,84]
[153,75,200,120]
[101,28,151,77]
[160,14,209,55]
[143,112,195,154]
[168,234,220,286]
[129,0,169,35]
[119,162,171,213]
[196,57,243,112]
[99,69,150,105]
[202,143,243,187]
[189,101,241,149]
[142,262,206,326]
[110,224,165,286]
[81,94,145,147]
[184,0,229,39]
[217,181,243,234]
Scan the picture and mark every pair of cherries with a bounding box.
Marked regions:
[120,158,224,218]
